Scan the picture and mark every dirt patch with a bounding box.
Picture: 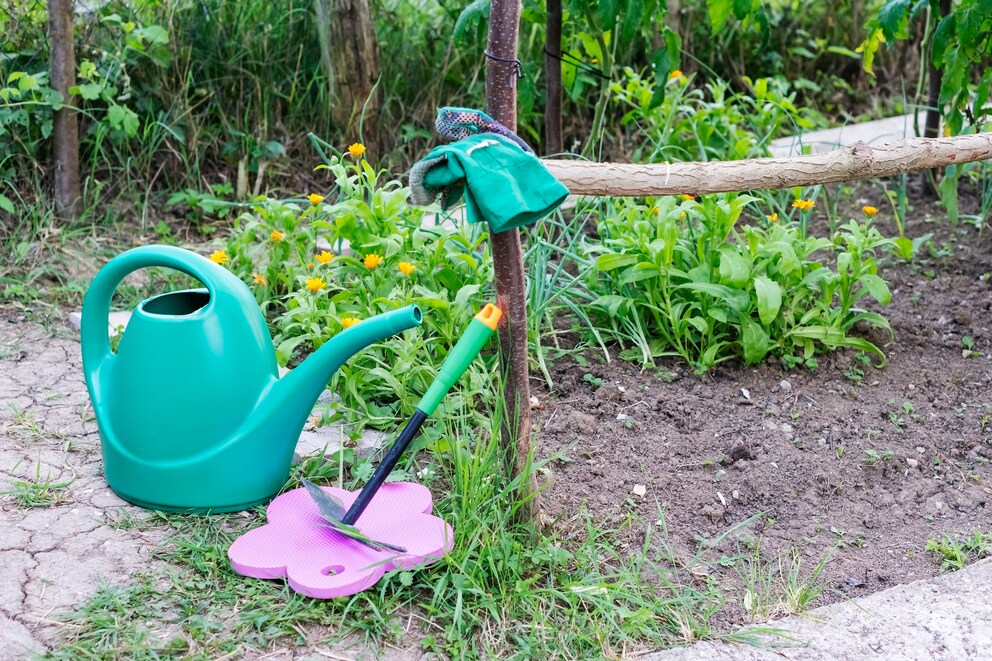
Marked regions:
[537,187,992,624]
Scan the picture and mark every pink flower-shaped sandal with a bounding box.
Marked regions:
[229,482,453,598]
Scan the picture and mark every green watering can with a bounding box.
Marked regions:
[80,245,422,512]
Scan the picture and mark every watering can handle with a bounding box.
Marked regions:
[80,245,234,369]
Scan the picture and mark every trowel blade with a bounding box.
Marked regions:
[301,479,407,553]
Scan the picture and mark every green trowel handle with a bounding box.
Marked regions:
[340,304,502,525]
[418,304,502,415]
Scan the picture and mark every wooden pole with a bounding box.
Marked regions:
[49,0,82,219]
[486,0,540,525]
[543,0,563,155]
[542,134,992,197]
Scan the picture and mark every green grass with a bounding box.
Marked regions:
[925,530,992,572]
[2,460,73,508]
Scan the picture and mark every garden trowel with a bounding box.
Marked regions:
[302,304,502,548]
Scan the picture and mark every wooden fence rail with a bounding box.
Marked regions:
[543,133,992,197]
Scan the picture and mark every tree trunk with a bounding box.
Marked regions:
[49,0,81,219]
[327,0,382,155]
[542,134,992,196]
[486,0,540,526]
[543,0,563,155]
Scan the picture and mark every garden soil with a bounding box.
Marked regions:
[537,187,992,625]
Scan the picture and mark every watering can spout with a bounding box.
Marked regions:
[266,304,423,427]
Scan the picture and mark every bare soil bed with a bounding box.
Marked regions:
[537,186,992,624]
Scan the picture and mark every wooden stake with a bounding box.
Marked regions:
[485,0,540,525]
[49,0,81,219]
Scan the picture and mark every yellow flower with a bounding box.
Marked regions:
[398,261,416,276]
[670,70,683,79]
[651,207,660,216]
[862,205,878,216]
[270,230,284,242]
[347,143,366,158]
[766,213,778,223]
[316,250,334,264]
[679,194,695,201]
[305,277,325,293]
[792,199,815,211]
[679,211,687,220]
[363,253,383,269]
[307,193,325,206]
[209,250,228,265]
[307,262,314,269]
[252,272,267,285]
[340,317,361,329]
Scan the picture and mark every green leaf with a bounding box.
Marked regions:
[454,0,490,43]
[718,247,750,288]
[707,0,734,34]
[649,27,680,109]
[740,317,770,365]
[931,13,956,67]
[107,104,139,137]
[676,282,749,312]
[0,194,14,214]
[876,0,911,41]
[135,24,169,45]
[597,0,619,28]
[72,82,103,100]
[596,253,639,271]
[938,166,960,222]
[858,274,891,305]
[753,275,782,325]
[590,294,630,316]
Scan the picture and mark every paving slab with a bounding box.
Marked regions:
[645,557,992,660]
[770,113,921,157]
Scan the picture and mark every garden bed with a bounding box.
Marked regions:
[537,188,992,624]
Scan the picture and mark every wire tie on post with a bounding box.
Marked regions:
[484,50,524,88]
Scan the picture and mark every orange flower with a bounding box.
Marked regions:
[307,193,325,206]
[766,213,778,223]
[347,143,366,158]
[316,250,334,265]
[209,250,229,265]
[307,262,314,269]
[270,230,284,242]
[305,277,325,292]
[679,211,687,220]
[363,253,383,269]
[792,199,815,211]
[862,205,878,216]
[340,317,360,329]
[669,70,683,80]
[252,272,267,285]
[398,261,415,276]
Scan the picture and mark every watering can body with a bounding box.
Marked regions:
[81,245,422,512]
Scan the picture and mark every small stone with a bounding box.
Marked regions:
[906,458,919,469]
[616,412,629,422]
[732,490,740,500]
[632,484,647,497]
[907,384,915,390]
[781,423,794,435]
[916,447,926,454]
[529,395,544,410]
[779,379,792,393]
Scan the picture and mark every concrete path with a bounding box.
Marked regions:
[770,113,921,157]
[645,558,992,660]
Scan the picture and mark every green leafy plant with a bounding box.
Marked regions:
[585,193,894,372]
